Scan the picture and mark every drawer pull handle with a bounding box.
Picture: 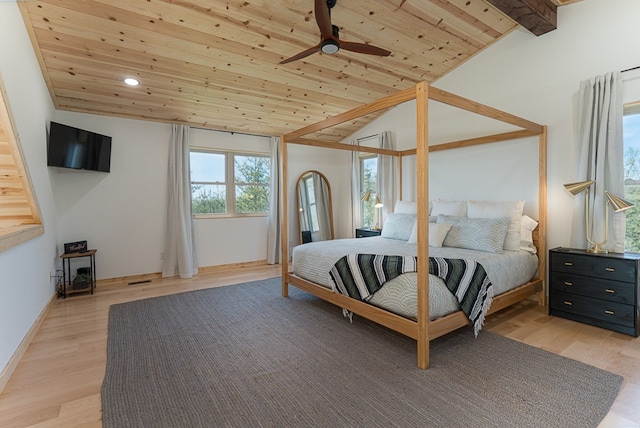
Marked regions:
[564,262,573,266]
[564,281,573,286]
[605,310,614,315]
[605,289,615,294]
[563,301,573,306]
[605,267,615,272]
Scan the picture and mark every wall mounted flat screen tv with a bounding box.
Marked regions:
[47,121,112,172]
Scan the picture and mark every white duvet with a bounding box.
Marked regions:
[292,236,539,320]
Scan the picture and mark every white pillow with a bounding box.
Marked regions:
[520,214,539,253]
[407,221,452,247]
[381,213,417,241]
[431,199,467,217]
[394,200,417,215]
[467,200,525,252]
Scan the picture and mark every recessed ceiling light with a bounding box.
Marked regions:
[123,77,140,86]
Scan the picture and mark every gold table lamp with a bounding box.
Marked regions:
[564,180,634,253]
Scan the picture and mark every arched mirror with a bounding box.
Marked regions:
[296,170,334,244]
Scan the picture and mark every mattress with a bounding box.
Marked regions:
[292,236,539,320]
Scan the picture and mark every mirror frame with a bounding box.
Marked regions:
[296,170,334,244]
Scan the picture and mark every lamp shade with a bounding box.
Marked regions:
[604,191,634,212]
[361,190,371,202]
[564,180,594,195]
[374,196,383,208]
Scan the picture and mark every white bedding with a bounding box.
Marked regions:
[292,236,539,320]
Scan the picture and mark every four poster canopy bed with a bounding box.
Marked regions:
[279,82,547,369]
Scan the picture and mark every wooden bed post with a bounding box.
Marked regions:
[538,126,548,306]
[416,82,430,369]
[280,135,289,297]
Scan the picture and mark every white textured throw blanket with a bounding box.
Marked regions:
[329,254,494,336]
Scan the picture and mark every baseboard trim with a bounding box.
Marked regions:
[96,260,269,287]
[197,260,267,274]
[0,292,56,395]
[97,272,163,287]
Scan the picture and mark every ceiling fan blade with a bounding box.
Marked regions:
[279,44,322,64]
[339,41,391,57]
[315,0,333,40]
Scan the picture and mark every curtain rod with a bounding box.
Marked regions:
[190,125,269,138]
[622,65,640,73]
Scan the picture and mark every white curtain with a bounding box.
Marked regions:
[572,72,625,252]
[377,131,396,225]
[162,124,198,278]
[350,139,362,235]
[266,137,281,264]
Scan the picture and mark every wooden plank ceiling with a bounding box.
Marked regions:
[17,0,577,142]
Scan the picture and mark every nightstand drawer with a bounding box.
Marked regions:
[550,252,636,283]
[550,291,635,327]
[355,228,381,238]
[550,272,635,304]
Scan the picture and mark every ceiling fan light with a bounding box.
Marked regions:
[321,40,339,54]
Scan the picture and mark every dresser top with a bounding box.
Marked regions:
[550,247,640,261]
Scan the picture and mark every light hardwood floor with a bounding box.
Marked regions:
[0,265,638,427]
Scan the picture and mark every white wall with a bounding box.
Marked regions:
[346,99,540,216]
[0,2,58,374]
[51,112,171,279]
[435,0,640,251]
[49,118,349,276]
[347,0,640,252]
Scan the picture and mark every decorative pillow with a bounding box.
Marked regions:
[431,199,467,217]
[520,214,539,253]
[437,214,509,254]
[394,200,417,215]
[394,200,434,216]
[467,200,525,251]
[407,222,452,247]
[381,213,417,241]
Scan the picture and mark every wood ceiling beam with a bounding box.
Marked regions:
[486,0,557,36]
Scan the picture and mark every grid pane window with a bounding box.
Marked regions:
[624,111,640,251]
[360,155,378,227]
[234,154,270,214]
[190,150,270,216]
[190,151,226,215]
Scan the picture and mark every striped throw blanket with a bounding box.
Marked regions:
[329,254,494,336]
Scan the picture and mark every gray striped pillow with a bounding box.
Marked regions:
[437,214,509,254]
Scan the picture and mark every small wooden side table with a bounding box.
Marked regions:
[59,249,97,298]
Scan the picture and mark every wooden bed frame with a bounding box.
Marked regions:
[279,82,547,369]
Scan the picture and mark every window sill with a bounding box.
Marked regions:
[0,224,44,254]
[193,213,269,219]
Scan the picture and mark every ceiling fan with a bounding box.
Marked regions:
[279,0,391,64]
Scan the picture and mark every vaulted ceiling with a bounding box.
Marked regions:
[17,0,579,142]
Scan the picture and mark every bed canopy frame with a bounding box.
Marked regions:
[279,82,547,369]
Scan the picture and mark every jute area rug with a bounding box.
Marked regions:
[102,277,622,428]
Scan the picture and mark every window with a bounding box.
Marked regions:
[624,106,640,251]
[190,149,270,217]
[360,155,378,227]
